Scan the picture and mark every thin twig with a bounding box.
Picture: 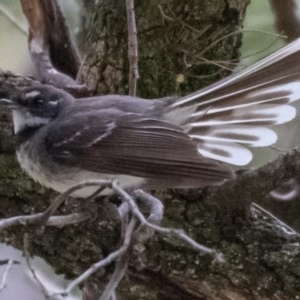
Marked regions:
[99,251,129,300]
[118,202,130,219]
[118,201,130,242]
[193,55,234,71]
[23,233,60,299]
[133,190,164,225]
[0,212,90,230]
[46,212,91,227]
[132,190,164,243]
[0,259,14,292]
[126,0,139,96]
[50,217,137,297]
[113,181,224,262]
[0,178,224,298]
[38,180,112,225]
[250,203,298,236]
[0,180,112,230]
[99,216,133,300]
[198,30,285,57]
[164,3,211,37]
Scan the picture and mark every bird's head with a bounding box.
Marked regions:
[0,85,74,134]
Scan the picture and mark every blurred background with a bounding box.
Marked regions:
[0,0,298,299]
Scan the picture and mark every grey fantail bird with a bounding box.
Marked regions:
[2,38,300,197]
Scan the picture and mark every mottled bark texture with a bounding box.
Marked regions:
[77,0,246,97]
[1,1,300,299]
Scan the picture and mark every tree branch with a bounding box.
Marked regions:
[126,0,139,96]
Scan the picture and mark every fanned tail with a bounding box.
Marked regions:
[166,37,300,166]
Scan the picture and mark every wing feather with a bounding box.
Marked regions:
[45,110,233,186]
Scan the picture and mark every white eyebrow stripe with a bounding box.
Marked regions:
[24,91,41,99]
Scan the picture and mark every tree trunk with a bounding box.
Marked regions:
[1,1,300,299]
[78,0,247,97]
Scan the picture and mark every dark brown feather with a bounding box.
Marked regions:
[45,110,233,186]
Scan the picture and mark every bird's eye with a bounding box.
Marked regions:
[33,98,44,108]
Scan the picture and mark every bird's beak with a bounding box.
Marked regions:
[0,98,16,108]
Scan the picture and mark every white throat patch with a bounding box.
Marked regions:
[12,110,50,134]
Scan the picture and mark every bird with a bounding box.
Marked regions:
[1,37,300,197]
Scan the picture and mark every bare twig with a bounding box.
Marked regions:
[23,233,61,299]
[250,203,298,236]
[126,0,139,96]
[38,179,112,225]
[132,190,164,243]
[270,145,289,153]
[113,181,224,262]
[129,190,164,271]
[0,211,90,230]
[82,278,102,300]
[198,30,285,57]
[99,223,132,300]
[0,259,14,292]
[1,180,110,230]
[163,3,212,37]
[118,201,130,243]
[157,4,175,22]
[50,217,137,298]
[192,55,234,71]
[133,190,164,225]
[0,178,223,297]
[99,252,129,300]
[0,213,44,230]
[46,212,91,227]
[118,202,130,219]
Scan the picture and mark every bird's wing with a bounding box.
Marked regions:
[45,109,233,185]
[168,37,300,166]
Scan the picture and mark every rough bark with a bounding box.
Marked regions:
[78,0,247,97]
[1,1,300,299]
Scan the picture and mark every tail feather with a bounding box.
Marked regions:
[189,105,296,127]
[167,37,300,166]
[197,141,252,166]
